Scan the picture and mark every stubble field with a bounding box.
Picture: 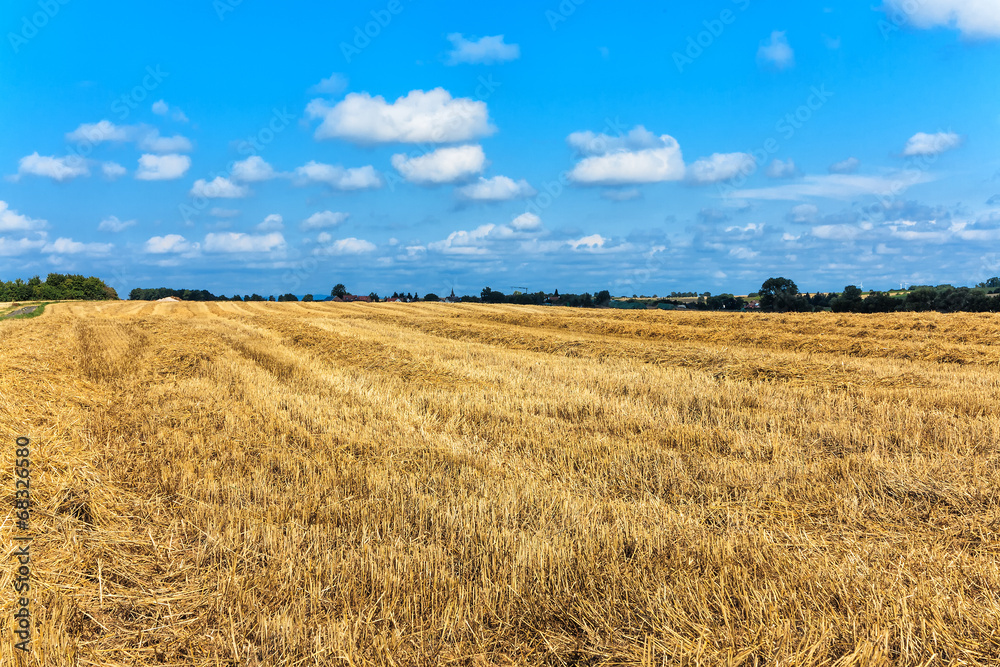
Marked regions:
[1,301,999,666]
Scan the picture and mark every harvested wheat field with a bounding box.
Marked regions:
[2,301,999,665]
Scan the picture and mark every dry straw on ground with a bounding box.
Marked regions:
[1,302,999,665]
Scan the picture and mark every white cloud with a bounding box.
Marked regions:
[16,153,89,182]
[0,201,46,232]
[0,237,46,256]
[429,224,497,255]
[766,158,798,179]
[567,125,665,156]
[42,237,113,255]
[256,214,284,231]
[688,153,756,184]
[729,173,934,200]
[510,212,542,231]
[568,128,685,186]
[306,88,494,143]
[66,121,192,153]
[456,175,536,201]
[102,162,126,179]
[902,131,962,156]
[293,161,382,190]
[231,156,278,182]
[66,120,131,143]
[145,234,197,254]
[151,100,188,121]
[311,72,348,95]
[391,145,486,185]
[135,154,191,181]
[567,234,607,250]
[138,133,193,153]
[98,215,135,232]
[203,232,285,253]
[316,232,332,244]
[811,224,869,241]
[829,157,860,174]
[302,211,349,230]
[445,33,520,64]
[314,237,376,255]
[729,246,760,260]
[189,176,249,198]
[789,203,819,223]
[758,31,795,69]
[883,0,1000,38]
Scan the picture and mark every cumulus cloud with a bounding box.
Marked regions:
[0,201,47,232]
[102,162,127,179]
[428,224,497,255]
[203,232,285,253]
[42,237,113,255]
[567,234,607,250]
[98,215,135,232]
[0,237,47,256]
[445,33,520,64]
[829,157,860,174]
[902,131,962,156]
[758,31,795,69]
[510,212,542,231]
[391,145,486,185]
[66,121,192,152]
[302,211,349,230]
[136,154,191,181]
[16,153,89,182]
[456,175,536,201]
[256,214,284,231]
[231,156,278,182]
[311,72,349,95]
[788,203,819,223]
[145,234,198,254]
[306,88,494,143]
[567,127,685,186]
[766,158,799,179]
[882,0,1000,38]
[314,237,376,255]
[190,176,249,198]
[151,100,189,122]
[567,125,665,156]
[688,153,756,184]
[729,246,760,260]
[293,161,382,190]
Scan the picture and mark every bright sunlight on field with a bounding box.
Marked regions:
[2,301,999,665]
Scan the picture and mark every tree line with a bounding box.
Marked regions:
[1,274,119,301]
[755,277,1000,313]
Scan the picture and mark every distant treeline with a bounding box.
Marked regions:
[126,277,1000,314]
[1,274,119,301]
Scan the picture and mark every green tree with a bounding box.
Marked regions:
[831,285,864,313]
[758,277,807,312]
[331,284,347,298]
[302,294,314,302]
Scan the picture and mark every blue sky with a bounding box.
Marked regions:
[2,0,999,297]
